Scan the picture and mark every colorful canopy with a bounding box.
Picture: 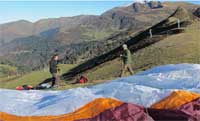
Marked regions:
[0,98,122,121]
[151,90,200,109]
[147,108,193,121]
[0,64,200,121]
[177,97,200,121]
[78,103,154,121]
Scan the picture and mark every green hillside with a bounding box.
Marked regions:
[0,64,75,89]
[0,64,17,78]
[83,21,200,80]
[1,22,199,90]
[1,7,200,90]
[1,2,198,72]
[60,6,200,81]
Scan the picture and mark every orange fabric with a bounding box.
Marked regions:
[151,90,200,109]
[0,98,123,121]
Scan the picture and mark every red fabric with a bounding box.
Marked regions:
[147,108,195,121]
[16,85,33,90]
[79,79,85,83]
[177,97,200,121]
[77,102,197,121]
[27,85,33,89]
[79,76,88,83]
[16,86,23,90]
[77,103,154,121]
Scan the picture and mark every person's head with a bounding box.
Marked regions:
[52,54,59,61]
[122,44,128,50]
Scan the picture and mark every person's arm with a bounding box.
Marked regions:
[49,61,54,69]
[120,52,127,59]
[122,51,128,59]
[57,59,63,63]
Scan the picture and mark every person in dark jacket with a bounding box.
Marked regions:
[49,54,61,87]
[120,44,134,77]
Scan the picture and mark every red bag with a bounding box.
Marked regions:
[79,76,88,84]
[16,85,33,90]
[16,86,24,90]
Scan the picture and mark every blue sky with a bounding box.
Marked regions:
[0,1,132,24]
[0,0,199,24]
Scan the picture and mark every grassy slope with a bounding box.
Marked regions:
[1,22,199,90]
[0,64,17,77]
[0,64,75,89]
[83,21,200,80]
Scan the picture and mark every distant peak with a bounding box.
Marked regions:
[134,0,144,3]
[2,19,32,25]
[131,1,163,12]
[134,0,148,3]
[17,20,32,23]
[147,1,163,8]
[133,0,162,4]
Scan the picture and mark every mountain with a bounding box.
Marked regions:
[62,6,200,81]
[0,20,34,44]
[0,15,114,45]
[0,1,198,44]
[0,1,199,72]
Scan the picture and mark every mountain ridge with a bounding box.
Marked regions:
[61,6,200,81]
[0,1,199,72]
[0,1,198,44]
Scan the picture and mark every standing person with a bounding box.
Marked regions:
[120,44,134,77]
[49,54,61,88]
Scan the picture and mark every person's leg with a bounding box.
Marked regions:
[127,64,134,75]
[51,73,56,87]
[120,66,125,77]
[54,73,60,86]
[121,65,128,77]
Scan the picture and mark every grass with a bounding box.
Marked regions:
[0,64,76,89]
[79,21,200,81]
[1,22,199,90]
[0,64,17,77]
[82,27,118,41]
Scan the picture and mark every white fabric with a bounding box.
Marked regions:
[0,63,199,116]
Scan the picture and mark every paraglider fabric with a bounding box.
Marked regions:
[0,64,200,121]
